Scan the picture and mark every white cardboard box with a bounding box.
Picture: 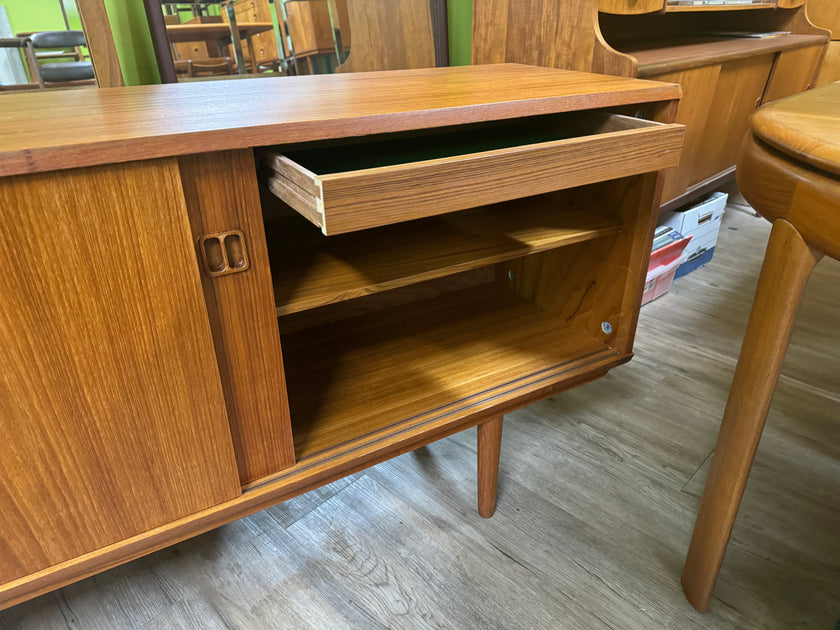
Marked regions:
[659,191,727,268]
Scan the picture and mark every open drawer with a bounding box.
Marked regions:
[262,111,684,235]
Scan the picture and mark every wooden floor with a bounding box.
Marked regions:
[2,195,839,629]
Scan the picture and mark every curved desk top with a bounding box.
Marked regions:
[751,81,840,177]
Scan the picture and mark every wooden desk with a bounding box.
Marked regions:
[472,0,829,213]
[166,22,274,73]
[0,64,683,610]
[165,22,274,44]
[682,82,840,613]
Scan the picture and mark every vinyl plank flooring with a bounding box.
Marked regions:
[1,198,838,629]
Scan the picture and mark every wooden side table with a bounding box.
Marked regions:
[682,81,840,612]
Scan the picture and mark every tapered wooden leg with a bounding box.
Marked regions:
[477,415,503,518]
[682,219,823,612]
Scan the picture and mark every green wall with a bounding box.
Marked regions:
[3,0,472,86]
[2,0,158,85]
[103,0,159,85]
[448,0,471,66]
[2,0,81,33]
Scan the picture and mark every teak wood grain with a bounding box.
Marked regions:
[77,0,124,88]
[0,64,680,178]
[598,0,664,15]
[667,2,777,11]
[750,81,840,177]
[265,114,684,234]
[682,220,823,612]
[684,86,840,611]
[0,350,618,612]
[503,173,663,352]
[281,285,622,459]
[267,197,622,315]
[477,415,504,518]
[737,133,840,258]
[179,150,296,484]
[0,64,682,610]
[471,0,637,76]
[336,0,436,72]
[814,41,840,86]
[649,65,722,202]
[806,0,840,32]
[627,34,827,77]
[762,44,824,103]
[0,160,241,585]
[690,54,774,184]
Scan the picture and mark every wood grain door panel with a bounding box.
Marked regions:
[764,45,824,103]
[0,159,240,584]
[650,64,722,204]
[692,54,774,185]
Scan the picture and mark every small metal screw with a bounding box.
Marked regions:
[508,270,516,281]
[601,321,613,335]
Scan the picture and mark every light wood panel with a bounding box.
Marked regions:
[77,0,124,87]
[814,41,840,86]
[0,160,241,585]
[179,150,296,484]
[691,55,774,184]
[778,0,806,7]
[281,284,621,458]
[598,0,664,15]
[763,44,824,102]
[265,114,684,234]
[503,173,662,351]
[336,0,436,72]
[267,196,622,315]
[650,65,722,203]
[627,34,827,77]
[0,312,623,612]
[286,0,334,55]
[472,0,637,75]
[667,2,777,11]
[806,0,840,31]
[751,80,840,176]
[0,64,681,178]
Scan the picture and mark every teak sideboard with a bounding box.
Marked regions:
[0,64,683,610]
[473,0,828,213]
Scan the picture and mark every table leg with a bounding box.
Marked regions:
[477,415,503,518]
[225,3,247,74]
[246,35,257,73]
[682,218,823,612]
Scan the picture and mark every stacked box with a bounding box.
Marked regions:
[642,229,692,306]
[659,191,727,279]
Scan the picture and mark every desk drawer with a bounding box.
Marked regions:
[262,112,684,235]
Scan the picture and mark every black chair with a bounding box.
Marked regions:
[29,30,95,88]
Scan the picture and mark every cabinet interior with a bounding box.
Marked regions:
[274,111,649,175]
[259,149,645,460]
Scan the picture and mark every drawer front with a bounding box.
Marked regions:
[265,115,684,235]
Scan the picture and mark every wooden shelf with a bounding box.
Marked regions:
[625,33,826,76]
[281,284,621,459]
[666,3,777,12]
[268,196,622,315]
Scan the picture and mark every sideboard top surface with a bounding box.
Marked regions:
[0,64,680,177]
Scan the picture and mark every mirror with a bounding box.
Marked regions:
[144,0,449,83]
[0,0,122,91]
